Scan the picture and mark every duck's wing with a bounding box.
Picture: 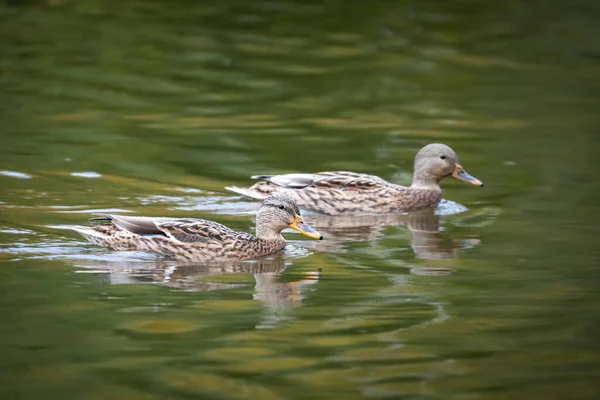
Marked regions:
[153,219,243,244]
[250,173,316,189]
[256,171,391,190]
[226,171,392,199]
[91,214,171,235]
[91,214,241,244]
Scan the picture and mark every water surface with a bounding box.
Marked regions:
[1,1,599,399]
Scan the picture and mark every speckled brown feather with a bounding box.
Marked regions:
[69,196,318,261]
[73,219,286,261]
[153,218,287,261]
[227,171,442,215]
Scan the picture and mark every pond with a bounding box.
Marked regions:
[1,0,599,399]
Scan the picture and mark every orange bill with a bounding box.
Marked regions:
[288,214,323,240]
[452,164,483,187]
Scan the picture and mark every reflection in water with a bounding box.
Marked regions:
[306,209,481,260]
[253,267,320,329]
[75,257,319,329]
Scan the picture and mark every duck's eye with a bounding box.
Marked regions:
[439,154,446,160]
[278,205,285,210]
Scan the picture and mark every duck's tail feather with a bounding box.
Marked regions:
[66,225,112,247]
[65,223,143,251]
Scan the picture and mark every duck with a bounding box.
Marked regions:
[68,195,322,262]
[225,143,483,215]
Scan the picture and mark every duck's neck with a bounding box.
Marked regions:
[408,174,443,210]
[410,161,443,190]
[255,226,286,244]
[410,177,442,191]
[403,178,443,211]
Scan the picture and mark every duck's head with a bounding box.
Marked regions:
[256,195,323,240]
[412,143,483,188]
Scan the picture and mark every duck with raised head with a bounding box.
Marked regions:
[226,143,483,215]
[68,195,322,262]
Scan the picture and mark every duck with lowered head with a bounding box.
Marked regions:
[226,143,483,215]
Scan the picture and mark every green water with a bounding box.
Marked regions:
[1,0,599,399]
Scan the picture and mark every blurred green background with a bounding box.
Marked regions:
[1,0,599,399]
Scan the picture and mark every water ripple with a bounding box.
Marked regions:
[0,170,32,179]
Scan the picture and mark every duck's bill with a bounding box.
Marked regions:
[289,215,323,240]
[452,164,483,187]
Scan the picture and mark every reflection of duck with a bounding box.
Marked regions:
[158,260,320,328]
[163,259,289,291]
[252,266,320,329]
[227,143,483,215]
[302,210,480,260]
[76,257,320,328]
[67,195,321,262]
